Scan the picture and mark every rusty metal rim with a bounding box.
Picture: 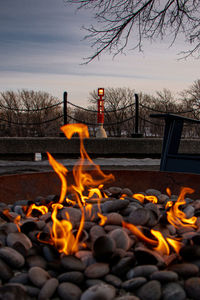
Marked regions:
[0,170,200,204]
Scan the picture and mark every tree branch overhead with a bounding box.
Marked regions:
[65,0,200,62]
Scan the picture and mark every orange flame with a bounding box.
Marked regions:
[122,221,158,247]
[151,229,170,255]
[28,123,194,257]
[26,204,48,217]
[166,237,183,254]
[166,187,197,229]
[166,187,171,197]
[50,203,78,254]
[60,123,114,205]
[44,123,114,254]
[132,193,158,204]
[47,152,68,203]
[14,215,21,232]
[98,212,107,226]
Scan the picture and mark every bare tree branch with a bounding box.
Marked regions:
[65,0,200,62]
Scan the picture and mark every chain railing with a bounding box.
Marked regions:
[0,90,199,137]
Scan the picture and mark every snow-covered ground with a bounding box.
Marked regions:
[0,157,160,175]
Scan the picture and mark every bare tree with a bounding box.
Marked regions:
[0,90,63,136]
[65,0,200,62]
[179,79,200,137]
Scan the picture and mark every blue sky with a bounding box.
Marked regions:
[0,0,199,107]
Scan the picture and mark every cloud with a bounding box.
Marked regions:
[0,0,199,108]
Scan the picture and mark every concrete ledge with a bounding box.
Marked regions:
[0,137,200,160]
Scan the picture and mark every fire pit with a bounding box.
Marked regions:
[0,123,200,300]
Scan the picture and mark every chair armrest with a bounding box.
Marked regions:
[150,113,200,124]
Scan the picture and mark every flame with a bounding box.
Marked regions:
[60,123,114,206]
[47,152,68,203]
[123,220,184,256]
[19,123,195,258]
[14,215,21,232]
[145,195,158,204]
[166,187,197,229]
[50,203,78,254]
[151,229,170,255]
[122,221,158,246]
[43,123,114,254]
[26,204,48,217]
[132,193,158,204]
[166,237,183,254]
[166,187,171,197]
[132,193,145,203]
[98,212,107,226]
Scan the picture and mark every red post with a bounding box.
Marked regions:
[97,88,104,124]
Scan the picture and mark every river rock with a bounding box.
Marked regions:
[0,284,27,300]
[90,225,106,243]
[61,207,81,226]
[111,256,136,277]
[25,285,40,297]
[38,278,59,300]
[127,265,158,279]
[57,282,82,300]
[106,186,122,197]
[122,277,147,291]
[108,228,131,251]
[150,270,178,282]
[106,212,123,225]
[61,255,86,271]
[26,255,47,269]
[84,262,109,278]
[162,282,186,300]
[136,280,162,300]
[9,272,29,285]
[28,266,51,287]
[101,199,129,213]
[0,246,25,268]
[145,189,161,197]
[128,208,150,226]
[167,263,199,278]
[0,258,13,280]
[58,271,84,284]
[114,296,140,300]
[75,250,95,267]
[93,235,116,261]
[80,283,116,300]
[185,277,200,300]
[104,274,122,288]
[7,232,34,251]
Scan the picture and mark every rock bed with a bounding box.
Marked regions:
[0,186,200,300]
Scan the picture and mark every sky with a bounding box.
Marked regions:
[0,0,199,107]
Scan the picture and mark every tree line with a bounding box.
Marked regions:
[0,79,200,137]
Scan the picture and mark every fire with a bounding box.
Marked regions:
[132,193,158,204]
[151,229,170,256]
[26,204,48,217]
[122,221,158,247]
[19,123,197,258]
[166,187,197,229]
[166,237,183,254]
[98,212,108,226]
[50,203,78,254]
[60,124,114,206]
[46,123,114,254]
[47,152,68,204]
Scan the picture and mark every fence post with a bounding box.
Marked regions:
[131,93,143,138]
[63,91,68,125]
[135,93,139,134]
